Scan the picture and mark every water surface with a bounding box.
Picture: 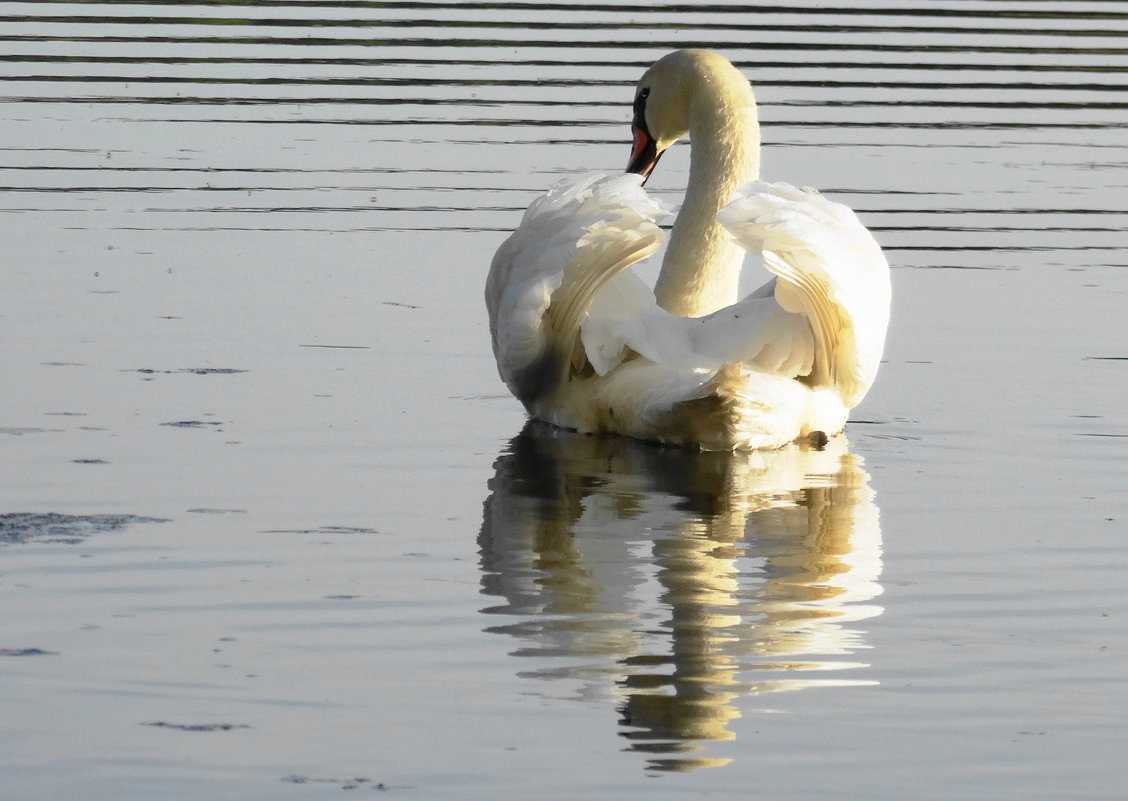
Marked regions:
[2,2,1126,798]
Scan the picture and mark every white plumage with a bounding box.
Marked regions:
[485,51,891,451]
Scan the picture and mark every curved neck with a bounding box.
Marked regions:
[654,101,760,318]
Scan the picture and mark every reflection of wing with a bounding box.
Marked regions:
[478,422,883,771]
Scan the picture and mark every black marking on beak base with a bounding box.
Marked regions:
[626,87,662,183]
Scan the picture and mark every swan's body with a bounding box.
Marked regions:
[486,50,890,451]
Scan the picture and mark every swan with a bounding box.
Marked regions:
[485,49,891,451]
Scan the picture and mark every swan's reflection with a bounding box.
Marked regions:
[478,422,883,771]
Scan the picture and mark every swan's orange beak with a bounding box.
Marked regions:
[626,124,662,184]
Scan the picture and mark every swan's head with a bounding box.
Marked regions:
[626,50,757,184]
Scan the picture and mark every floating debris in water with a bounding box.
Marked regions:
[259,525,382,535]
[131,367,248,374]
[142,722,251,733]
[298,344,370,349]
[0,513,168,545]
[282,775,388,791]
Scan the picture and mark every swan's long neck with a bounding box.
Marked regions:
[654,87,760,318]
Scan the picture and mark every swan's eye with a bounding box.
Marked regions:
[633,87,650,121]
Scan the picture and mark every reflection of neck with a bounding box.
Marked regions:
[480,430,885,769]
[654,99,760,318]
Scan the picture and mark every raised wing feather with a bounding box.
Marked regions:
[485,174,667,404]
[718,182,891,406]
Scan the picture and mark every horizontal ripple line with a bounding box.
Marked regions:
[3,73,1126,96]
[4,14,1128,40]
[1,54,1126,77]
[3,33,1127,56]
[8,0,1128,22]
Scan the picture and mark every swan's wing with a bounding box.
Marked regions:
[486,173,668,404]
[718,182,891,406]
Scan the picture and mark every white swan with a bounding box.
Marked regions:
[485,49,891,451]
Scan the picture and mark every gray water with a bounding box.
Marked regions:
[2,2,1126,798]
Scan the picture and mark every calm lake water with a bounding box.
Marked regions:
[2,2,1126,798]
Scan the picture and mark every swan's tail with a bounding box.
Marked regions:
[718,182,891,407]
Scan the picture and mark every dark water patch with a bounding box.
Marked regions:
[142,721,252,732]
[0,427,63,436]
[260,525,382,535]
[160,420,224,428]
[72,458,109,465]
[130,367,248,375]
[0,512,168,545]
[282,775,389,791]
[0,647,59,657]
[186,507,247,514]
